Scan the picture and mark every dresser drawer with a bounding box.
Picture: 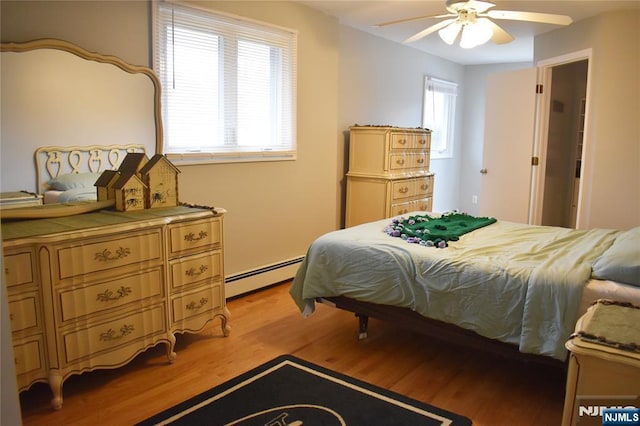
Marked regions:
[56,230,163,280]
[415,175,434,197]
[171,283,223,324]
[391,197,433,216]
[170,251,222,290]
[59,267,164,322]
[8,291,40,333]
[390,179,421,201]
[168,217,221,257]
[389,153,428,171]
[14,335,45,376]
[4,250,35,288]
[62,303,167,363]
[390,132,430,150]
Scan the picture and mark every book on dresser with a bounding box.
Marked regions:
[345,125,434,227]
[2,205,229,409]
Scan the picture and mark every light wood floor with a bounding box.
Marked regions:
[19,281,568,426]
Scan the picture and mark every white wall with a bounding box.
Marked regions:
[535,10,640,229]
[337,26,465,216]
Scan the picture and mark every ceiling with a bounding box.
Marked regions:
[298,0,640,65]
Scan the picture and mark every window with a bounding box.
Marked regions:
[154,2,297,163]
[422,76,457,159]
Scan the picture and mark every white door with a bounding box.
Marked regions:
[479,67,538,223]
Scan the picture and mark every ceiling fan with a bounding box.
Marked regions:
[375,0,573,48]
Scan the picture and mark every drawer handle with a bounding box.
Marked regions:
[395,158,405,166]
[99,324,134,342]
[421,184,429,190]
[397,139,407,145]
[186,297,209,311]
[186,265,208,277]
[418,139,427,145]
[417,158,425,164]
[398,187,409,194]
[96,286,132,303]
[184,230,208,243]
[95,247,131,262]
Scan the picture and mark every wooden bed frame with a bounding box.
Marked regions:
[319,296,566,367]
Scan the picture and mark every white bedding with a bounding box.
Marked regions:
[44,188,97,204]
[43,190,63,204]
[580,279,640,316]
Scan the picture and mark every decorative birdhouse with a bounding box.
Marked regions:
[112,172,147,211]
[140,154,180,209]
[94,170,121,202]
[117,152,149,176]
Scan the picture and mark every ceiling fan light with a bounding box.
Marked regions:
[438,22,462,45]
[460,18,493,48]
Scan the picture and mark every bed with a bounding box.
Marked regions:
[290,211,640,363]
[35,144,146,204]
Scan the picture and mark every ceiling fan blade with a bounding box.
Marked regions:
[375,13,454,27]
[486,10,573,25]
[485,19,515,44]
[404,19,457,43]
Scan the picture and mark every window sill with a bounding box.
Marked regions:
[166,151,296,166]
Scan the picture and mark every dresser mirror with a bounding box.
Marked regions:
[0,39,163,198]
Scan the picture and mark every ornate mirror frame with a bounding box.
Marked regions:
[0,38,163,194]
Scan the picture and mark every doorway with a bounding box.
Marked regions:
[479,49,592,227]
[540,60,588,228]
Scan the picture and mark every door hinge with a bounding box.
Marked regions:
[532,156,539,166]
[536,84,543,94]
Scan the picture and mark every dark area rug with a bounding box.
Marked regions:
[138,354,471,425]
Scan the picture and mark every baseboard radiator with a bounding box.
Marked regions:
[225,256,304,298]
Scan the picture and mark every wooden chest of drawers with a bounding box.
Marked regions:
[346,126,434,227]
[2,206,228,409]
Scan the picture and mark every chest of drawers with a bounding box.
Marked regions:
[2,206,228,409]
[346,126,434,227]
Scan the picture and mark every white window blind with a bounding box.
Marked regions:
[423,76,457,159]
[154,2,297,163]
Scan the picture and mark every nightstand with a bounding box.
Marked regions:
[0,191,43,209]
[561,300,640,426]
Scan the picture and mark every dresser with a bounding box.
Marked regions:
[345,126,434,227]
[2,205,229,409]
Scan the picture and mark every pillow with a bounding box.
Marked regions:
[592,227,640,287]
[47,172,101,191]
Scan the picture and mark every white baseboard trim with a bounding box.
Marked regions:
[225,256,304,298]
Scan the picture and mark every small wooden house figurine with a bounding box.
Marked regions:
[117,152,149,176]
[94,170,121,202]
[112,173,147,211]
[139,154,180,209]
